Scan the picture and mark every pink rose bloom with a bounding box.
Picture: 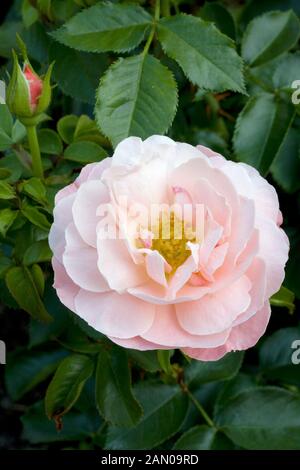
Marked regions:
[49,136,289,361]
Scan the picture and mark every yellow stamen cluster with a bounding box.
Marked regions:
[151,212,195,271]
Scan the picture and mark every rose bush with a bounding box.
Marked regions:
[50,135,289,360]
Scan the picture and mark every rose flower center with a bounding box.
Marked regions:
[151,212,195,271]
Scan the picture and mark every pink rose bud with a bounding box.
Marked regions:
[23,64,43,110]
[7,37,54,126]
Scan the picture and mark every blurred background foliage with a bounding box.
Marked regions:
[0,0,299,450]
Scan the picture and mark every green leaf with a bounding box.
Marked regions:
[23,239,52,265]
[234,94,295,175]
[270,286,295,314]
[37,129,63,155]
[12,120,27,144]
[198,2,236,39]
[0,105,13,135]
[31,263,45,297]
[21,203,51,231]
[240,0,300,27]
[95,54,178,147]
[0,181,15,200]
[173,424,234,450]
[51,3,152,53]
[57,115,78,144]
[64,141,107,163]
[127,350,160,373]
[185,352,244,389]
[242,10,300,67]
[0,155,23,184]
[0,169,12,180]
[214,373,258,416]
[215,387,300,449]
[272,52,300,90]
[45,354,94,420]
[95,348,142,428]
[49,42,109,104]
[259,326,300,387]
[271,127,300,193]
[21,177,47,204]
[0,208,18,237]
[5,349,68,401]
[22,22,51,64]
[5,266,52,323]
[105,382,189,450]
[51,0,80,23]
[0,129,13,152]
[22,0,39,28]
[74,115,108,146]
[29,283,71,348]
[59,323,102,354]
[0,255,13,279]
[22,401,100,443]
[157,14,245,93]
[157,350,174,375]
[0,21,23,59]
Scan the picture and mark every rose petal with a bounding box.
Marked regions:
[72,179,110,247]
[49,193,76,262]
[74,290,155,339]
[176,276,251,335]
[63,222,109,293]
[52,257,79,311]
[142,304,230,348]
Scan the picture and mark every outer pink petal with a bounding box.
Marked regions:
[141,304,230,348]
[226,302,271,351]
[74,290,155,339]
[52,257,79,311]
[240,163,280,223]
[111,137,143,167]
[72,179,110,248]
[75,158,111,185]
[176,276,251,335]
[257,217,289,297]
[63,222,109,293]
[233,257,266,326]
[182,345,228,361]
[49,193,76,262]
[183,302,271,361]
[108,336,170,351]
[55,183,77,204]
[197,144,222,159]
[54,159,111,205]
